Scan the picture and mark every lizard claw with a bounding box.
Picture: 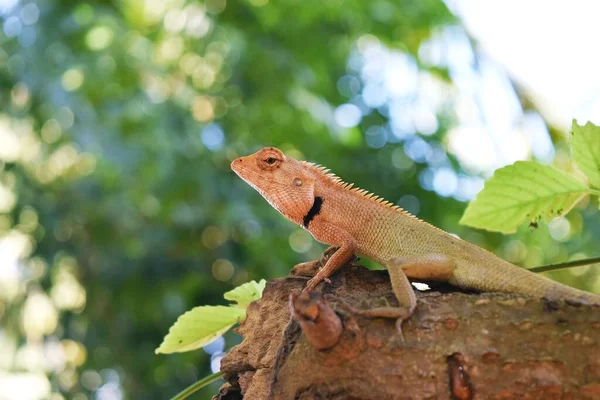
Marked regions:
[303,263,335,292]
[304,277,320,292]
[304,275,332,292]
[291,246,341,278]
[291,260,321,277]
[395,318,405,343]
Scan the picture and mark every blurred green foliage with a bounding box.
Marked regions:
[0,0,598,399]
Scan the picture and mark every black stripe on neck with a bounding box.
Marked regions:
[303,196,323,228]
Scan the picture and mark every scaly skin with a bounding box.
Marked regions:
[231,147,600,326]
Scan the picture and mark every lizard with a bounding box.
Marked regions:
[231,147,600,330]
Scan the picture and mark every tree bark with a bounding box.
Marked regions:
[215,264,600,400]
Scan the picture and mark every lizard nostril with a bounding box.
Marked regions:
[231,158,243,170]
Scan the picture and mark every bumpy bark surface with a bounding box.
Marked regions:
[215,264,600,400]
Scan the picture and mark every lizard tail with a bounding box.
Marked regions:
[545,280,600,306]
[451,260,600,306]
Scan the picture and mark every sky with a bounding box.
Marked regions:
[1,0,598,130]
[451,0,600,129]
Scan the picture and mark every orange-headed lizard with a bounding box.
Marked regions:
[231,147,600,330]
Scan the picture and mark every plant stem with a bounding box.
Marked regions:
[170,371,225,400]
[528,256,600,273]
[588,189,600,197]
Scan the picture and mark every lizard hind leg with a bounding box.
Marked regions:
[334,255,456,339]
[387,255,456,336]
[396,254,456,282]
[330,260,416,340]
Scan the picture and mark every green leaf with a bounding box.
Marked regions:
[571,120,600,188]
[156,280,267,354]
[155,306,246,354]
[460,161,589,233]
[223,279,266,307]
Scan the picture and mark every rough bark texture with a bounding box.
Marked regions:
[215,264,600,400]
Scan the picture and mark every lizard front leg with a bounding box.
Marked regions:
[304,242,356,292]
[291,246,339,278]
[301,222,357,292]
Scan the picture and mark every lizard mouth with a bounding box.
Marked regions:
[230,160,256,183]
[230,161,293,218]
[231,160,282,187]
[230,157,247,176]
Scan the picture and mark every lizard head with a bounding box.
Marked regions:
[231,147,316,225]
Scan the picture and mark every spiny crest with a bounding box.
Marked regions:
[300,160,417,217]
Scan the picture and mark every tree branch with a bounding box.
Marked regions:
[216,264,600,400]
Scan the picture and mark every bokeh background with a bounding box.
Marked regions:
[1,0,599,399]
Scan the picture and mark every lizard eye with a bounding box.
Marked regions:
[257,148,284,169]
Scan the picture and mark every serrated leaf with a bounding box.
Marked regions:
[571,120,600,188]
[223,279,266,307]
[155,306,246,354]
[460,161,589,233]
